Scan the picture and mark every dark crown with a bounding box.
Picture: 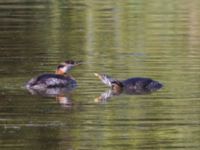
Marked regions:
[57,64,65,69]
[111,81,123,87]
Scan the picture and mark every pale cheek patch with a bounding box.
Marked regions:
[61,67,66,73]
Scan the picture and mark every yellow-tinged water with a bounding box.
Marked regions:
[0,0,199,150]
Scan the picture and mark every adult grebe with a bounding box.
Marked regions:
[94,73,163,94]
[26,60,82,90]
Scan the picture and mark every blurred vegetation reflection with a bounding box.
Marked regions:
[0,0,199,150]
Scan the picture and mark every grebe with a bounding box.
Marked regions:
[26,60,82,90]
[94,73,163,94]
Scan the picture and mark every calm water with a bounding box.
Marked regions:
[0,0,200,150]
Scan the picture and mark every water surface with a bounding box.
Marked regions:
[0,0,199,150]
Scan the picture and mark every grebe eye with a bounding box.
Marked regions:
[111,82,117,88]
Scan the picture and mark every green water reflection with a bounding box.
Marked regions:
[0,0,199,150]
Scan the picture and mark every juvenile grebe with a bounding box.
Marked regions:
[26,60,82,90]
[94,73,163,94]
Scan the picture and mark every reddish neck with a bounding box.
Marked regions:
[55,69,74,79]
[55,69,65,75]
[112,84,123,94]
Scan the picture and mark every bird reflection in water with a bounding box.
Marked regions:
[95,88,162,103]
[27,85,75,108]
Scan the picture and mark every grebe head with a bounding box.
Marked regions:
[94,73,115,87]
[55,60,82,75]
[111,81,124,93]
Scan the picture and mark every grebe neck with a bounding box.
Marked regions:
[55,69,65,75]
[111,81,124,94]
[55,70,75,79]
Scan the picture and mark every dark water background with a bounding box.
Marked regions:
[0,0,199,150]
